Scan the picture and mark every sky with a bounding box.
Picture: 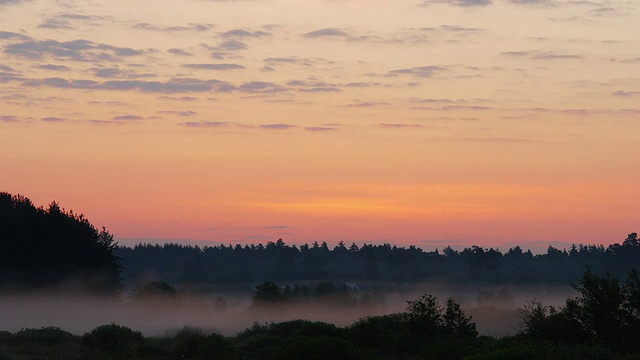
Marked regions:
[1,0,639,250]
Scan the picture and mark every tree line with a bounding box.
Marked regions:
[115,235,640,287]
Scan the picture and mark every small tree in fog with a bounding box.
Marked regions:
[253,281,286,305]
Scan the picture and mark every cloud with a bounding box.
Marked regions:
[379,123,425,128]
[304,126,336,132]
[389,65,443,78]
[36,64,72,71]
[0,0,29,5]
[220,29,270,38]
[612,90,640,97]
[238,81,287,94]
[259,123,295,130]
[168,48,194,56]
[179,121,228,127]
[24,77,234,93]
[133,23,212,32]
[158,110,198,116]
[38,18,74,29]
[0,115,19,122]
[216,39,248,51]
[303,28,350,38]
[287,79,340,93]
[502,50,584,60]
[262,225,294,229]
[0,31,31,40]
[418,0,492,7]
[41,116,65,122]
[4,39,143,61]
[112,114,144,121]
[183,63,245,70]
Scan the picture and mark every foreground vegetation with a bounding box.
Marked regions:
[2,270,640,360]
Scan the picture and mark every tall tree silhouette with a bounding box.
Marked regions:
[0,192,121,293]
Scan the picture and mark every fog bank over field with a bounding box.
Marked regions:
[0,282,575,337]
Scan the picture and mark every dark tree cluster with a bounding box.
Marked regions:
[115,234,640,287]
[0,192,121,294]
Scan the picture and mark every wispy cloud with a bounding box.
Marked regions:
[4,39,143,61]
[259,123,295,130]
[183,63,245,70]
[133,23,212,32]
[502,50,584,60]
[418,0,492,7]
[304,126,337,132]
[220,29,270,38]
[388,65,443,78]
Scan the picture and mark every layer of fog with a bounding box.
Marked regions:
[0,282,576,338]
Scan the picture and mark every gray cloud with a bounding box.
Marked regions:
[389,65,443,78]
[0,31,31,40]
[37,64,72,71]
[216,39,248,51]
[24,77,234,93]
[303,28,350,38]
[133,23,212,32]
[38,18,74,29]
[168,48,194,56]
[4,39,143,61]
[158,110,197,116]
[179,121,228,127]
[0,0,28,5]
[502,50,584,60]
[380,123,425,128]
[418,0,492,7]
[183,63,245,70]
[612,90,640,97]
[259,123,295,130]
[220,29,270,38]
[304,126,336,132]
[238,81,287,94]
[0,115,19,122]
[41,116,65,122]
[287,79,339,93]
[112,114,144,121]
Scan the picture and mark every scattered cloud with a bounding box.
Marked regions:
[133,23,212,32]
[502,50,584,60]
[41,116,65,122]
[36,64,72,71]
[4,39,143,61]
[24,77,234,93]
[0,31,31,40]
[303,28,350,38]
[183,63,245,70]
[158,110,198,116]
[238,81,287,94]
[179,121,229,127]
[219,29,270,38]
[112,114,144,121]
[379,123,425,128]
[304,126,337,132]
[418,0,492,7]
[0,115,20,122]
[168,48,194,56]
[259,123,295,130]
[389,65,443,78]
[612,90,640,97]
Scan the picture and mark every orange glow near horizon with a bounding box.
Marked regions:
[1,0,639,249]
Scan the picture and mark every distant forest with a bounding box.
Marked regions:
[115,234,640,287]
[1,191,639,292]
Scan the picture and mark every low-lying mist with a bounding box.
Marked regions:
[0,282,576,338]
